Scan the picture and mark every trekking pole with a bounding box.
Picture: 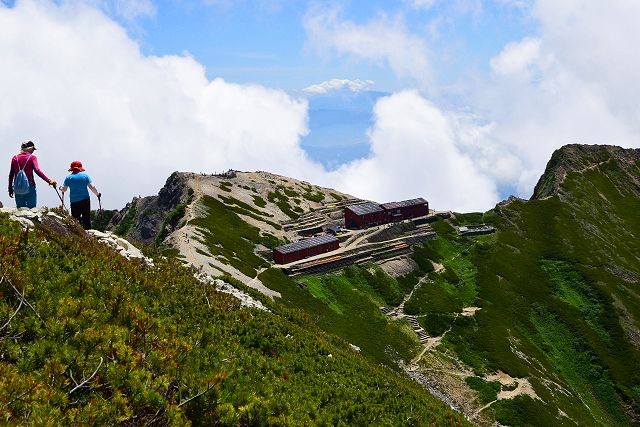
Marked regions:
[54,186,68,212]
[97,193,103,216]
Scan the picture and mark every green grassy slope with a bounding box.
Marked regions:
[259,266,421,368]
[0,212,469,426]
[408,154,640,425]
[252,147,640,425]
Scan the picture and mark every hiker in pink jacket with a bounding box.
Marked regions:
[8,141,57,208]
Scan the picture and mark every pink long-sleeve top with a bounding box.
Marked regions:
[8,152,51,189]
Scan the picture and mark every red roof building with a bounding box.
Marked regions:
[273,235,340,264]
[344,202,386,229]
[381,198,429,222]
[344,198,429,229]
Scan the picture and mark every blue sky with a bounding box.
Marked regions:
[2,0,640,211]
[133,0,537,176]
[134,1,536,92]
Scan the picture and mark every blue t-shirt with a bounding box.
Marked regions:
[64,172,92,203]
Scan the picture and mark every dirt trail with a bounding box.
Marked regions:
[387,272,431,317]
[472,371,540,418]
[174,171,354,295]
[167,174,281,298]
[398,304,531,426]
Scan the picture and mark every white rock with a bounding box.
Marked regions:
[87,229,153,265]
[194,272,269,312]
[46,212,64,220]
[16,209,39,219]
[116,238,130,250]
[87,230,109,239]
[13,217,34,228]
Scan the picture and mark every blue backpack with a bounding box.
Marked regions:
[13,154,32,195]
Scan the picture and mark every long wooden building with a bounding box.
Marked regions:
[272,235,340,264]
[381,198,429,222]
[344,202,386,229]
[344,198,429,229]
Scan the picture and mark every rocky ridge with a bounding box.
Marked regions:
[531,144,640,200]
[108,170,353,294]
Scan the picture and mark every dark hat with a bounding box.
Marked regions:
[21,141,36,150]
[68,160,85,172]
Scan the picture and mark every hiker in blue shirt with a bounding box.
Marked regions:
[59,161,100,230]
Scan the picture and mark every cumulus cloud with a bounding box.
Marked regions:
[490,37,544,79]
[9,0,640,214]
[304,7,433,89]
[533,0,640,123]
[304,0,640,203]
[328,91,499,211]
[0,0,502,213]
[476,0,640,194]
[303,79,374,94]
[0,0,323,209]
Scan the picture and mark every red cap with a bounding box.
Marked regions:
[68,161,85,172]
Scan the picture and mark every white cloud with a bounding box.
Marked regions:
[490,37,544,79]
[0,0,503,214]
[304,7,433,90]
[304,0,640,204]
[303,78,374,94]
[10,0,640,215]
[406,0,438,10]
[110,0,155,21]
[0,0,323,209]
[533,0,640,124]
[476,0,640,196]
[329,91,499,211]
[450,114,523,188]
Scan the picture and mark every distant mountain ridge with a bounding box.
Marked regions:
[532,144,640,200]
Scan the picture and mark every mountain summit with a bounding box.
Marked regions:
[531,144,640,200]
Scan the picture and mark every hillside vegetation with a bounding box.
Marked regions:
[251,145,640,425]
[0,211,469,425]
[26,144,638,425]
[406,146,640,424]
